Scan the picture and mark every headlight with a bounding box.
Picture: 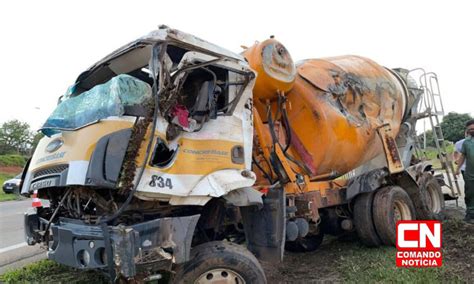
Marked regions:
[46,138,64,153]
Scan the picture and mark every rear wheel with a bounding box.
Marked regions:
[373,186,416,245]
[353,191,382,247]
[417,172,445,220]
[285,233,324,252]
[173,241,266,284]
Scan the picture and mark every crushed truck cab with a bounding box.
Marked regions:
[22,26,455,282]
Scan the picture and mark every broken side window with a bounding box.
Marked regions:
[166,65,247,137]
[179,66,229,121]
[150,138,178,168]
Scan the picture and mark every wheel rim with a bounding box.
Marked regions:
[393,200,412,221]
[195,268,246,284]
[426,183,441,213]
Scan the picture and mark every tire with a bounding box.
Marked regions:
[417,172,445,220]
[353,192,382,247]
[173,241,267,284]
[373,186,416,245]
[285,233,324,252]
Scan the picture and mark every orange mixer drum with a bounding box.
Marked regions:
[242,38,296,102]
[287,56,408,176]
[244,40,409,177]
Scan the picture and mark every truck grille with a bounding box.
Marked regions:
[33,165,68,179]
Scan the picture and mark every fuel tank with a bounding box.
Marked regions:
[244,40,408,177]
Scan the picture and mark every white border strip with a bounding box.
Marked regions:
[0,242,28,254]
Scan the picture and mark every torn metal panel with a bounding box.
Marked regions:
[80,26,246,89]
[346,168,389,200]
[190,169,256,197]
[281,55,409,177]
[146,27,245,62]
[222,187,263,208]
[168,195,212,206]
[35,214,199,278]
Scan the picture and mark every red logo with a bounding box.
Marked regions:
[396,221,442,267]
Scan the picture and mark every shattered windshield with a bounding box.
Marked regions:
[41,74,151,136]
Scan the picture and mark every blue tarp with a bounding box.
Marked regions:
[41,74,151,136]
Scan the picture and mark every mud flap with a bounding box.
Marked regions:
[240,187,285,263]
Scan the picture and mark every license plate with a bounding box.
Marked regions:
[30,178,58,190]
[5,186,12,189]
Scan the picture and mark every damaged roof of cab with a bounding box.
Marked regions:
[79,25,247,81]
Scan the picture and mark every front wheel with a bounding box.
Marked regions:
[173,241,266,284]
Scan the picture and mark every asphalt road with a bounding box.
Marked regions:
[0,199,46,274]
[0,199,31,249]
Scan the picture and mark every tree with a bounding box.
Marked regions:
[0,120,34,155]
[440,112,472,142]
[418,130,435,148]
[31,132,44,153]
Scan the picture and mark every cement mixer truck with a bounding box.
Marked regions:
[21,26,457,282]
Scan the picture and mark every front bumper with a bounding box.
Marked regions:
[24,210,199,278]
[3,184,19,194]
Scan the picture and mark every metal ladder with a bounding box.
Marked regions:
[410,69,461,201]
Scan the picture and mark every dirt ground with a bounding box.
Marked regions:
[262,206,474,283]
[441,208,474,281]
[2,206,472,283]
[262,240,344,283]
[0,166,22,175]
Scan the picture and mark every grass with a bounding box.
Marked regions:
[415,144,456,170]
[0,154,27,167]
[3,220,471,283]
[0,172,19,202]
[336,241,444,282]
[0,192,18,202]
[0,260,108,283]
[0,250,446,284]
[335,219,471,283]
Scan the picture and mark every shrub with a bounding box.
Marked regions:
[0,154,27,167]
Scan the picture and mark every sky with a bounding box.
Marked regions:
[0,0,472,131]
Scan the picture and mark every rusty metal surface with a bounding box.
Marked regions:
[377,124,404,174]
[247,43,409,181]
[283,55,407,177]
[245,39,413,224]
[128,214,200,264]
[303,187,347,210]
